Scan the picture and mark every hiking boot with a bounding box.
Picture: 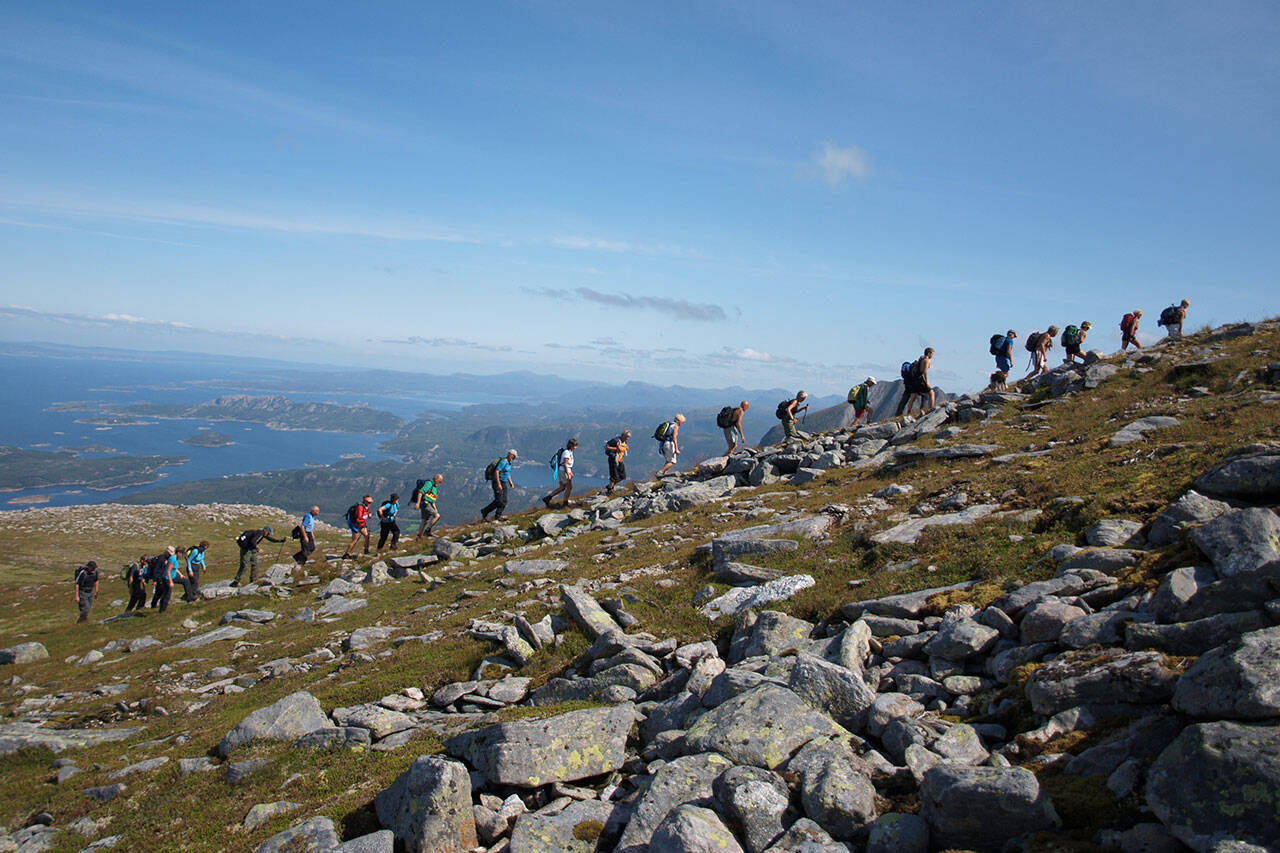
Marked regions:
[229,581,239,588]
[541,496,553,508]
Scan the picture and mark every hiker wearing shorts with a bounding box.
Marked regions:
[481,450,518,521]
[294,508,318,565]
[125,557,148,612]
[847,377,877,426]
[74,561,98,623]
[1160,299,1190,340]
[994,331,1017,373]
[543,439,578,508]
[416,476,442,538]
[376,494,401,552]
[1120,311,1142,350]
[722,401,750,457]
[1019,327,1059,385]
[605,430,631,494]
[658,414,685,476]
[342,496,374,558]
[1061,322,1091,364]
[896,348,935,416]
[233,525,284,585]
[780,391,809,441]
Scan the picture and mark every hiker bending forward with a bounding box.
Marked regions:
[847,377,877,426]
[234,526,284,585]
[722,401,750,457]
[780,391,809,441]
[1021,327,1059,384]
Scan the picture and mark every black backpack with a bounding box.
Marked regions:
[653,421,673,441]
[235,530,254,549]
[146,555,167,581]
[1024,332,1042,352]
[410,479,426,504]
[989,334,1005,356]
[1158,305,1178,326]
[715,407,734,428]
[775,400,791,420]
[548,449,563,470]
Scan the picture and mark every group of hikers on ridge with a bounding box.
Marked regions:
[71,298,1195,623]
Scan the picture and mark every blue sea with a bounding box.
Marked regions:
[0,352,513,509]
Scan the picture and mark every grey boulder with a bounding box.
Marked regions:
[253,816,341,853]
[650,805,745,853]
[218,691,334,758]
[374,755,476,853]
[1147,720,1280,852]
[1173,627,1280,719]
[683,684,847,769]
[920,765,1059,851]
[617,752,734,853]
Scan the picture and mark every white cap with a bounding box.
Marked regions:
[866,376,877,384]
[507,449,518,458]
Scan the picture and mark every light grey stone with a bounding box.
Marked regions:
[1086,519,1146,548]
[1148,491,1230,547]
[684,684,847,769]
[714,765,790,853]
[253,816,341,853]
[700,575,816,619]
[924,618,999,661]
[331,704,416,740]
[175,625,249,649]
[1020,598,1088,645]
[1127,610,1268,655]
[218,691,334,758]
[444,703,633,787]
[336,830,394,853]
[1195,451,1280,503]
[317,596,367,618]
[374,755,476,853]
[509,799,624,852]
[243,801,301,832]
[560,585,623,639]
[502,559,567,576]
[870,504,1002,546]
[651,805,745,853]
[616,752,734,853]
[866,813,929,853]
[0,642,49,665]
[788,653,875,732]
[1108,416,1180,447]
[1025,650,1181,716]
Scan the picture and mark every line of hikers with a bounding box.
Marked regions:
[72,541,212,623]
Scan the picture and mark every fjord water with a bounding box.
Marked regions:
[0,352,493,509]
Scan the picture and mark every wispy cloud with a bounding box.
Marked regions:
[544,236,705,259]
[384,336,516,353]
[527,287,731,322]
[812,141,872,186]
[0,17,390,138]
[0,304,194,333]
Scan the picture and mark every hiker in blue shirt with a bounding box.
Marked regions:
[480,450,518,521]
[294,506,318,565]
[376,494,401,552]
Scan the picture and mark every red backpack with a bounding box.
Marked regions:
[1120,313,1136,335]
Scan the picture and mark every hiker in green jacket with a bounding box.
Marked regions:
[847,377,877,426]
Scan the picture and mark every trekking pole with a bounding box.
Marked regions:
[275,539,286,564]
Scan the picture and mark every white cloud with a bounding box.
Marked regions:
[812,141,872,186]
[735,347,774,361]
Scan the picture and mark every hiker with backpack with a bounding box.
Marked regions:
[124,556,147,612]
[1120,310,1143,350]
[656,414,685,476]
[342,496,374,558]
[1061,322,1092,364]
[543,439,578,508]
[720,401,750,457]
[173,547,200,603]
[1158,299,1190,340]
[846,378,877,426]
[990,330,1017,374]
[1020,327,1059,384]
[233,525,285,585]
[74,561,98,623]
[481,450,518,521]
[150,546,178,612]
[376,494,401,552]
[293,508,318,565]
[605,430,631,494]
[777,391,809,441]
[185,540,208,588]
[895,349,935,416]
[414,476,443,538]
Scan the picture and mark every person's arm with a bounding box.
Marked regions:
[73,572,79,602]
[672,423,680,453]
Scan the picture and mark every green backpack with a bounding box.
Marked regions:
[1062,325,1081,347]
[484,459,501,480]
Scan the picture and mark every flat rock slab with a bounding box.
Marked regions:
[502,559,568,576]
[894,444,1000,461]
[560,585,623,639]
[715,516,833,542]
[254,816,341,853]
[388,553,439,570]
[333,704,417,740]
[684,683,847,769]
[1173,626,1280,719]
[220,609,276,625]
[318,596,367,618]
[1195,451,1280,503]
[1108,416,1179,447]
[176,625,250,649]
[870,504,1002,546]
[699,575,816,620]
[445,703,634,787]
[842,581,976,621]
[0,722,141,756]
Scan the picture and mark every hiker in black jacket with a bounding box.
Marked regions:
[232,525,284,587]
[74,561,99,623]
[125,557,148,612]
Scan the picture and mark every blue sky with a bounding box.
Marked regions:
[1,1,1277,393]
